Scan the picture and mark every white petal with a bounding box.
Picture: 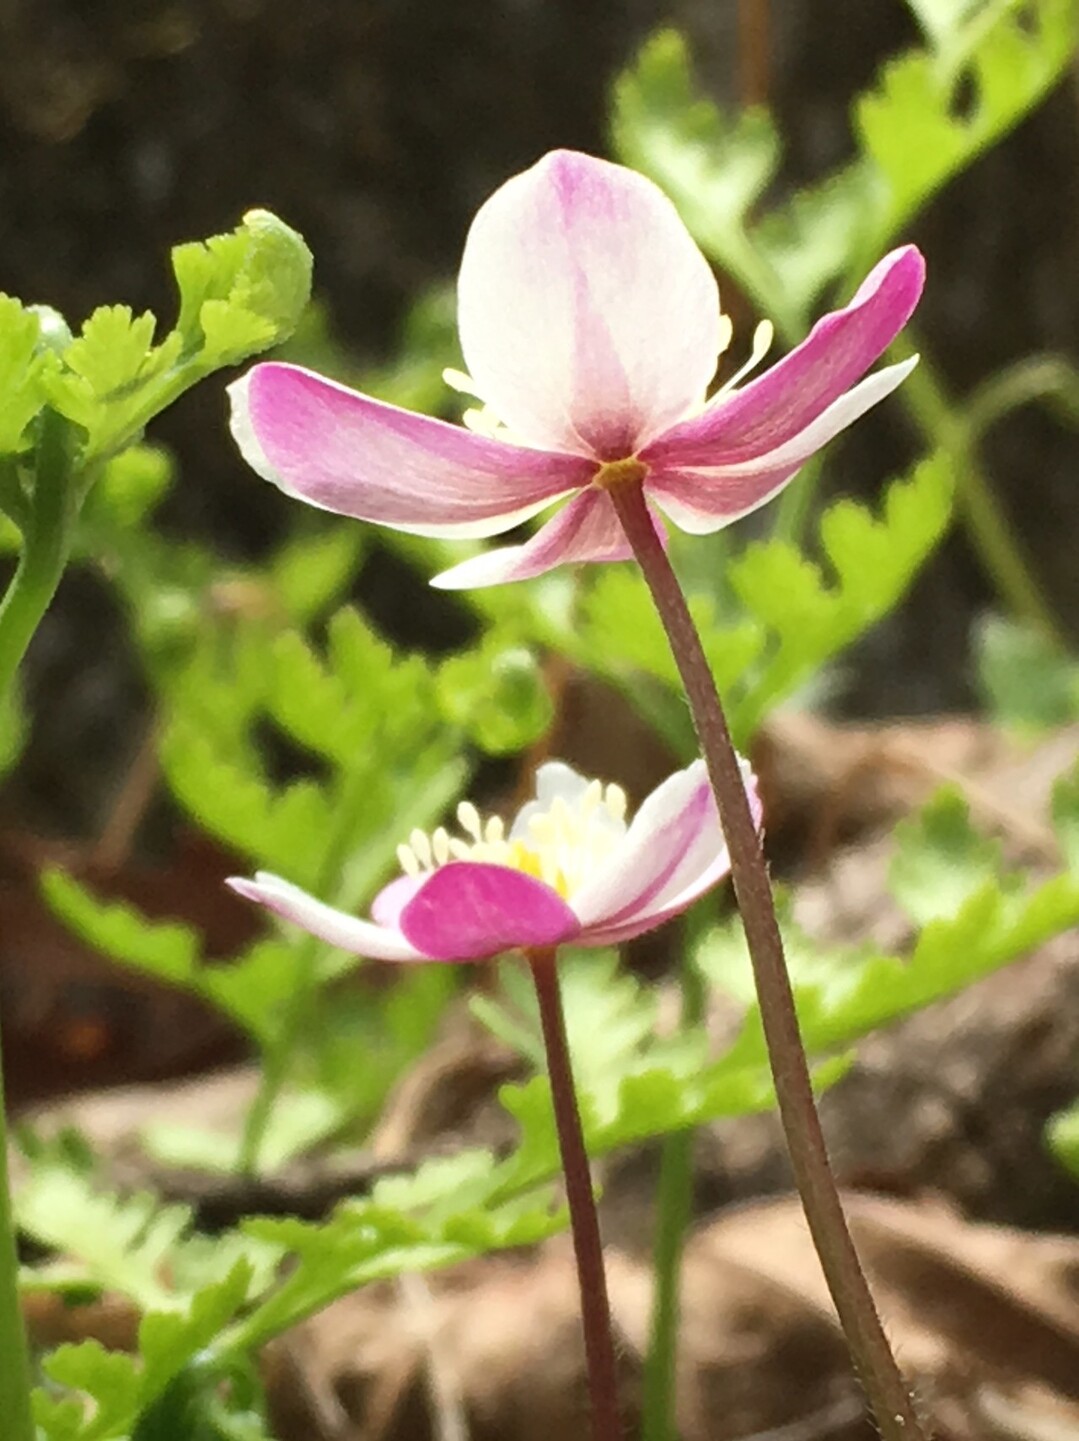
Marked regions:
[458,150,722,458]
[228,872,426,961]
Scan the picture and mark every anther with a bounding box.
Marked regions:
[457,801,482,840]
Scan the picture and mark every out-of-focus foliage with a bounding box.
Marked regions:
[612,0,1074,331]
[976,615,1079,732]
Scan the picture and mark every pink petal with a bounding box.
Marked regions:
[431,486,635,589]
[457,150,722,459]
[570,761,718,933]
[582,766,763,947]
[227,873,427,962]
[229,363,592,539]
[646,358,917,534]
[370,873,425,928]
[398,862,581,961]
[642,246,925,468]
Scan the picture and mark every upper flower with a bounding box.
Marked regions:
[228,758,756,962]
[229,150,925,589]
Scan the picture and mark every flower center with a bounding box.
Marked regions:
[396,778,628,899]
[593,456,649,491]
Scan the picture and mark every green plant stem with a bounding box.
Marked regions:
[0,410,79,1441]
[609,476,924,1441]
[527,947,622,1441]
[640,954,704,1441]
[0,413,77,700]
[0,1040,34,1441]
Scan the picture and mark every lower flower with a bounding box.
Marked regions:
[228,758,759,963]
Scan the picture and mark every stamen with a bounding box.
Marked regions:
[462,406,502,438]
[605,784,627,823]
[712,319,774,401]
[442,367,482,400]
[457,801,482,840]
[395,768,633,901]
[716,313,734,357]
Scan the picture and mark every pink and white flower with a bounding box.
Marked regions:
[228,758,756,962]
[228,149,925,589]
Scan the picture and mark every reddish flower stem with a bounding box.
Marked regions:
[528,947,623,1441]
[608,478,924,1441]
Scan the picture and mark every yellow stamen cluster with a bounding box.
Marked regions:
[396,778,629,900]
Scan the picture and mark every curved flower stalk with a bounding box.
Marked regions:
[229,757,756,962]
[228,149,925,590]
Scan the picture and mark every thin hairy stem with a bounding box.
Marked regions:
[528,947,622,1441]
[608,477,924,1441]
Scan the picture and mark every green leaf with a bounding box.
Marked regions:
[699,782,1079,1057]
[43,869,205,993]
[576,458,952,752]
[1047,1099,1079,1181]
[610,31,801,327]
[38,1342,140,1441]
[855,0,1075,248]
[888,787,1008,924]
[727,455,954,739]
[0,294,49,454]
[64,307,161,398]
[975,614,1079,732]
[18,1156,192,1313]
[171,208,313,364]
[138,1264,252,1401]
[161,719,332,884]
[613,4,1074,325]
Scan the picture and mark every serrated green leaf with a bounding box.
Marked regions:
[855,0,1074,247]
[172,208,312,357]
[888,787,1008,923]
[39,1342,140,1441]
[698,784,1079,1057]
[138,1263,252,1401]
[160,719,331,884]
[614,4,1074,328]
[18,1158,190,1312]
[64,307,159,396]
[0,294,48,453]
[727,456,954,738]
[43,868,204,990]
